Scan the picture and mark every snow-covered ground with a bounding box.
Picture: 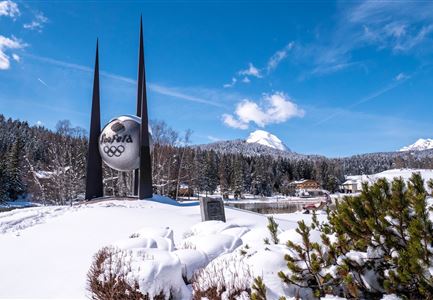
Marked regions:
[346,168,433,191]
[0,196,322,299]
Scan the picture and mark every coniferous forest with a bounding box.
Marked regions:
[1,114,433,204]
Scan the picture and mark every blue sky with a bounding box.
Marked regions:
[0,1,433,157]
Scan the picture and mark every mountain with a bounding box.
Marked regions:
[246,130,289,151]
[400,138,433,152]
[197,139,325,161]
[197,130,302,158]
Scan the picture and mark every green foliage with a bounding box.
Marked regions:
[278,219,337,298]
[251,276,267,300]
[6,138,25,200]
[267,216,280,244]
[0,160,8,202]
[281,173,433,299]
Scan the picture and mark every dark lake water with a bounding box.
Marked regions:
[225,201,307,214]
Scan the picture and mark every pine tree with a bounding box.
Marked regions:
[232,155,244,199]
[278,220,335,298]
[203,151,218,194]
[266,216,279,244]
[218,154,232,198]
[282,173,433,299]
[6,138,25,200]
[251,276,267,300]
[0,159,8,202]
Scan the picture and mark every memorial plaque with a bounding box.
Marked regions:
[200,197,226,222]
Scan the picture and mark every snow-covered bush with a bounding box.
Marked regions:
[87,246,167,299]
[87,246,173,300]
[192,253,253,300]
[280,173,433,299]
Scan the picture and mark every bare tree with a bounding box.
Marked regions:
[175,129,193,200]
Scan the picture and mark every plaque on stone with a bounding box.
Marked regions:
[200,197,226,222]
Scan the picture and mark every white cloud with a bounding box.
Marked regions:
[24,11,48,32]
[234,100,268,127]
[222,114,249,129]
[393,24,433,51]
[223,77,237,88]
[0,35,25,70]
[238,63,262,78]
[348,1,433,53]
[12,53,19,61]
[291,1,433,78]
[36,120,43,126]
[225,42,293,85]
[222,92,304,129]
[266,42,294,73]
[384,22,407,39]
[395,72,409,81]
[0,0,19,18]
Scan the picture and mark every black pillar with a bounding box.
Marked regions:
[85,40,104,200]
[133,17,144,196]
[137,18,153,199]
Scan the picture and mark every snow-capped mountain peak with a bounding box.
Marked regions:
[400,138,433,152]
[246,130,289,151]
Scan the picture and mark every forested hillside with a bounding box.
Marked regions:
[0,115,87,204]
[1,114,433,204]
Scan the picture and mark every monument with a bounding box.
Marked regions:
[200,197,226,222]
[85,18,153,200]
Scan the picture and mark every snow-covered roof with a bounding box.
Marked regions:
[290,179,317,185]
[342,179,356,185]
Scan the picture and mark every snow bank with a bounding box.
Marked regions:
[98,247,190,299]
[246,245,300,299]
[192,252,252,299]
[346,168,433,191]
[180,233,242,260]
[0,198,328,299]
[173,249,209,281]
[278,227,322,245]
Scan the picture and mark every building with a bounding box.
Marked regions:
[290,179,321,190]
[341,179,361,193]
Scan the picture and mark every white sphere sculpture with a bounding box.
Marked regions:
[99,115,153,171]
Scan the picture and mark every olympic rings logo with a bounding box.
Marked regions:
[103,145,125,157]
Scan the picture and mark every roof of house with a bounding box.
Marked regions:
[290,179,318,185]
